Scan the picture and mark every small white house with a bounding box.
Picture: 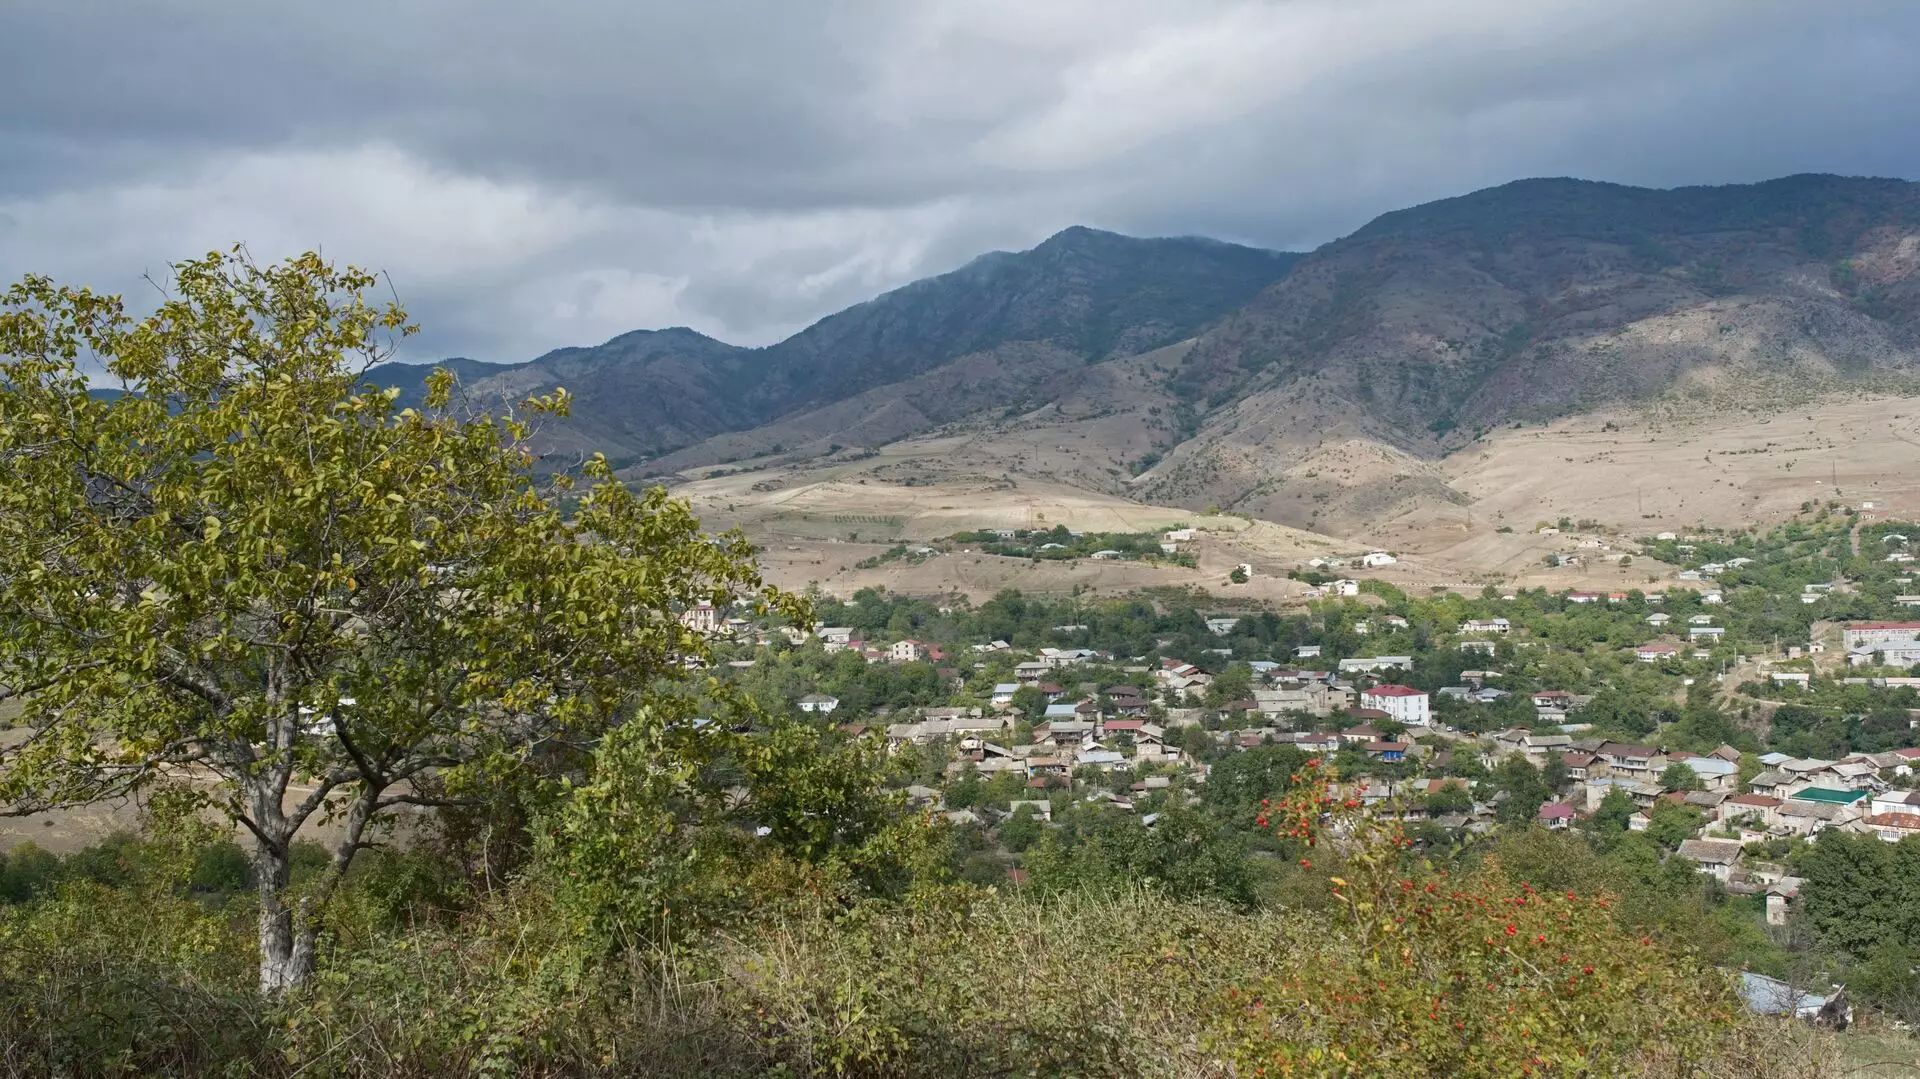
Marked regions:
[1360,551,1398,568]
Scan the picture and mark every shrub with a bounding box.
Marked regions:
[1213,762,1755,1077]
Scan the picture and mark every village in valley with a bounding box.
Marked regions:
[681,500,1920,1020]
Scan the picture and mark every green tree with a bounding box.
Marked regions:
[1491,756,1550,824]
[1202,745,1309,822]
[1590,788,1635,837]
[1205,662,1253,707]
[1425,784,1473,816]
[1010,685,1048,721]
[0,842,59,903]
[1644,802,1705,849]
[1661,762,1703,792]
[998,804,1043,853]
[1798,832,1920,962]
[0,251,779,992]
[1025,806,1253,907]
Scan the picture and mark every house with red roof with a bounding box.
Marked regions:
[1538,802,1577,829]
[1861,812,1920,843]
[1359,684,1430,727]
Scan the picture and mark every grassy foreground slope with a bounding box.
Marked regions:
[0,775,1848,1079]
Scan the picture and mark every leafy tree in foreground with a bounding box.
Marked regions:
[0,250,779,992]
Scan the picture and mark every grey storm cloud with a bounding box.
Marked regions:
[3,0,1919,361]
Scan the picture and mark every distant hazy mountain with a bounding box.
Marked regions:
[368,228,1298,463]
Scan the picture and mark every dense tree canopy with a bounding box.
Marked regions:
[0,250,782,991]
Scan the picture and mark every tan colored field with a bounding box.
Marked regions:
[1440,394,1920,532]
[0,728,406,856]
[664,388,1784,597]
[684,468,1198,542]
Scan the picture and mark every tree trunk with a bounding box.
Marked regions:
[253,838,307,994]
[251,780,378,994]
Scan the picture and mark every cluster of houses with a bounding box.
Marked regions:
[753,600,1920,895]
[876,674,1920,903]
[878,693,1189,798]
[800,624,959,665]
[1843,620,1920,667]
[1304,550,1397,571]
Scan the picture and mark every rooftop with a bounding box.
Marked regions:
[1676,839,1744,865]
[1789,788,1868,805]
[1363,684,1425,697]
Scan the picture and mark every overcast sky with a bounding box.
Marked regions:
[4,0,1918,362]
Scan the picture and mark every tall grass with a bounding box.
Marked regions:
[0,874,1847,1078]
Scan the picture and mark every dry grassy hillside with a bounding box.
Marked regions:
[651,385,1920,600]
[1126,175,1920,527]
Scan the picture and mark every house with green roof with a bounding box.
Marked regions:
[1788,787,1868,806]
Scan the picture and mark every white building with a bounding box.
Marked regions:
[1359,684,1431,727]
[1360,551,1398,568]
[1843,622,1920,649]
[680,602,723,635]
[890,639,930,663]
[1338,655,1413,674]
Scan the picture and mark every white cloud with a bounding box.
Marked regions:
[0,142,1017,358]
[1,0,1916,362]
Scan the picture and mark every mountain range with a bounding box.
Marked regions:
[373,227,1297,463]
[373,173,1920,528]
